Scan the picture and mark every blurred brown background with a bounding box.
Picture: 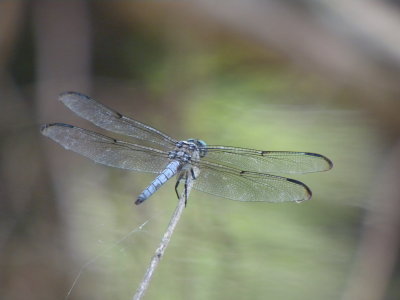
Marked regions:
[1,1,400,299]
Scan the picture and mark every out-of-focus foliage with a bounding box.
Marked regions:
[1,2,399,300]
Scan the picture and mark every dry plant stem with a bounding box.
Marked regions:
[132,178,194,300]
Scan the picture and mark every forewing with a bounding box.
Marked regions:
[203,146,333,174]
[41,123,170,173]
[59,92,176,149]
[192,161,312,203]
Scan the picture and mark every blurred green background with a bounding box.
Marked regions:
[1,1,400,300]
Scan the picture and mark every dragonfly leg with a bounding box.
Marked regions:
[184,172,188,207]
[175,173,184,199]
[175,172,189,206]
[190,167,196,180]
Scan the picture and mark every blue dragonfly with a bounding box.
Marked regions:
[41,92,333,205]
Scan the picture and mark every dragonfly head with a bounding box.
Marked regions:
[187,139,208,157]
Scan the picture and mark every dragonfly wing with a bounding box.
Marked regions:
[41,123,170,173]
[203,146,333,174]
[59,92,176,149]
[192,161,311,203]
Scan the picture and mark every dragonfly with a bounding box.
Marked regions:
[41,92,333,205]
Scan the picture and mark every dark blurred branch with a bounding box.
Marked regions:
[0,1,24,69]
[34,0,93,206]
[35,0,92,123]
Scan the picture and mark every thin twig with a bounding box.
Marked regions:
[132,175,195,300]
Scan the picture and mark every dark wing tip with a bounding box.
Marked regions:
[40,123,74,133]
[286,178,312,202]
[40,123,50,132]
[304,152,333,171]
[59,91,90,102]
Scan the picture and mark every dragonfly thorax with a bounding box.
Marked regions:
[168,139,205,164]
[168,150,192,163]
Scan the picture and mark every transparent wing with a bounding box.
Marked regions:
[192,161,312,203]
[59,91,177,149]
[202,146,333,174]
[41,123,171,173]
